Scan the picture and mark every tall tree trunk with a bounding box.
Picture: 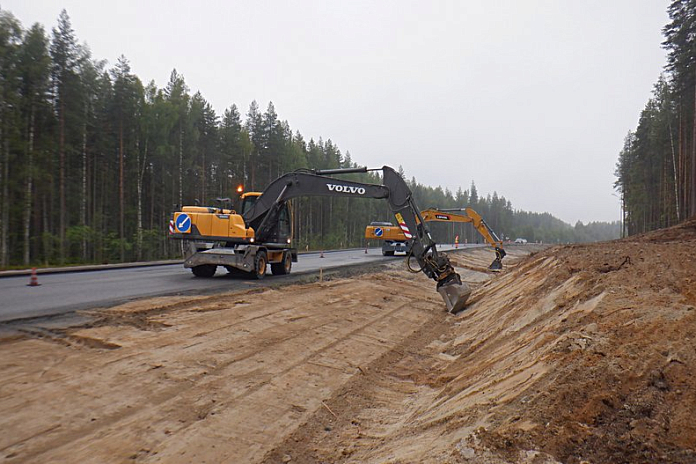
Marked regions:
[692,82,696,217]
[1,135,8,268]
[243,149,248,191]
[119,119,125,262]
[149,163,154,231]
[168,162,174,257]
[669,119,680,221]
[691,81,696,218]
[178,122,183,206]
[679,110,686,221]
[92,151,98,262]
[98,151,105,263]
[136,138,145,261]
[23,106,36,265]
[59,97,66,264]
[0,101,6,268]
[42,195,49,265]
[251,162,255,191]
[81,113,87,260]
[202,149,206,203]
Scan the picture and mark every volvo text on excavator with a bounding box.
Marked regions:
[365,207,507,270]
[169,166,471,313]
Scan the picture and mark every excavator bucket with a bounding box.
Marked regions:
[488,247,506,271]
[488,257,503,270]
[437,280,471,314]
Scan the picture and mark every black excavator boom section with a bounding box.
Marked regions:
[243,166,471,313]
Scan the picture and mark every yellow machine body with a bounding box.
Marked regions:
[364,223,409,241]
[172,207,254,241]
[169,191,296,279]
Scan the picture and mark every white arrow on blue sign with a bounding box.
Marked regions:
[375,227,383,237]
[176,213,191,233]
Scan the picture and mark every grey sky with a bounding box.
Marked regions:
[6,0,668,224]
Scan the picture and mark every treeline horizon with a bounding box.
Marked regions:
[0,9,618,269]
[615,1,696,234]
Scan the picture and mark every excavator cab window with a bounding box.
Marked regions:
[260,201,291,244]
[241,196,257,216]
[277,203,291,239]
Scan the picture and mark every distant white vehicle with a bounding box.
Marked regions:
[514,238,528,244]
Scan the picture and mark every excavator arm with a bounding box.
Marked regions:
[420,208,507,270]
[243,166,471,312]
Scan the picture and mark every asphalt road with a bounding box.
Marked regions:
[0,245,469,323]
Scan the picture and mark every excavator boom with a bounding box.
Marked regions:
[422,208,506,270]
[244,166,471,312]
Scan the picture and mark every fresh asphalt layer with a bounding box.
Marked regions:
[0,245,475,324]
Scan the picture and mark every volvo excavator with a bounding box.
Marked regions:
[365,207,507,270]
[169,166,471,313]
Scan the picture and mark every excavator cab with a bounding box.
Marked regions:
[241,193,292,245]
[240,192,259,215]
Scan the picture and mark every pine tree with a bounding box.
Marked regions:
[0,9,22,267]
[110,55,143,261]
[19,23,51,264]
[164,69,189,207]
[245,100,263,189]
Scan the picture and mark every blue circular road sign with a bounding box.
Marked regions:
[176,213,192,233]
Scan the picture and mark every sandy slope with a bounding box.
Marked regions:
[268,221,696,464]
[2,223,695,464]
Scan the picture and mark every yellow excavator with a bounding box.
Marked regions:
[365,207,506,270]
[169,165,471,313]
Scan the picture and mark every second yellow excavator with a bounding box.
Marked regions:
[365,207,507,270]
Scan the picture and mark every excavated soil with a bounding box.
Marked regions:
[1,220,696,464]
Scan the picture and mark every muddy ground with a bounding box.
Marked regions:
[1,220,695,464]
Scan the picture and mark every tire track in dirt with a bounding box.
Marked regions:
[0,271,445,463]
[262,298,457,463]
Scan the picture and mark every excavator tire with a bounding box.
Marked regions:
[254,251,267,279]
[192,264,217,278]
[271,252,292,275]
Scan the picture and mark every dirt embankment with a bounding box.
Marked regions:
[2,221,695,464]
[268,220,696,464]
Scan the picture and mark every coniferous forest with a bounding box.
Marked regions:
[0,9,620,269]
[615,1,696,234]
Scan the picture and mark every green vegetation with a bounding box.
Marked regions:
[0,9,617,269]
[615,1,696,235]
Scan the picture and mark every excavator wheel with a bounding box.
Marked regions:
[253,251,267,279]
[271,252,292,275]
[192,264,217,278]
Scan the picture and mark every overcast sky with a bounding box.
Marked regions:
[5,1,668,224]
